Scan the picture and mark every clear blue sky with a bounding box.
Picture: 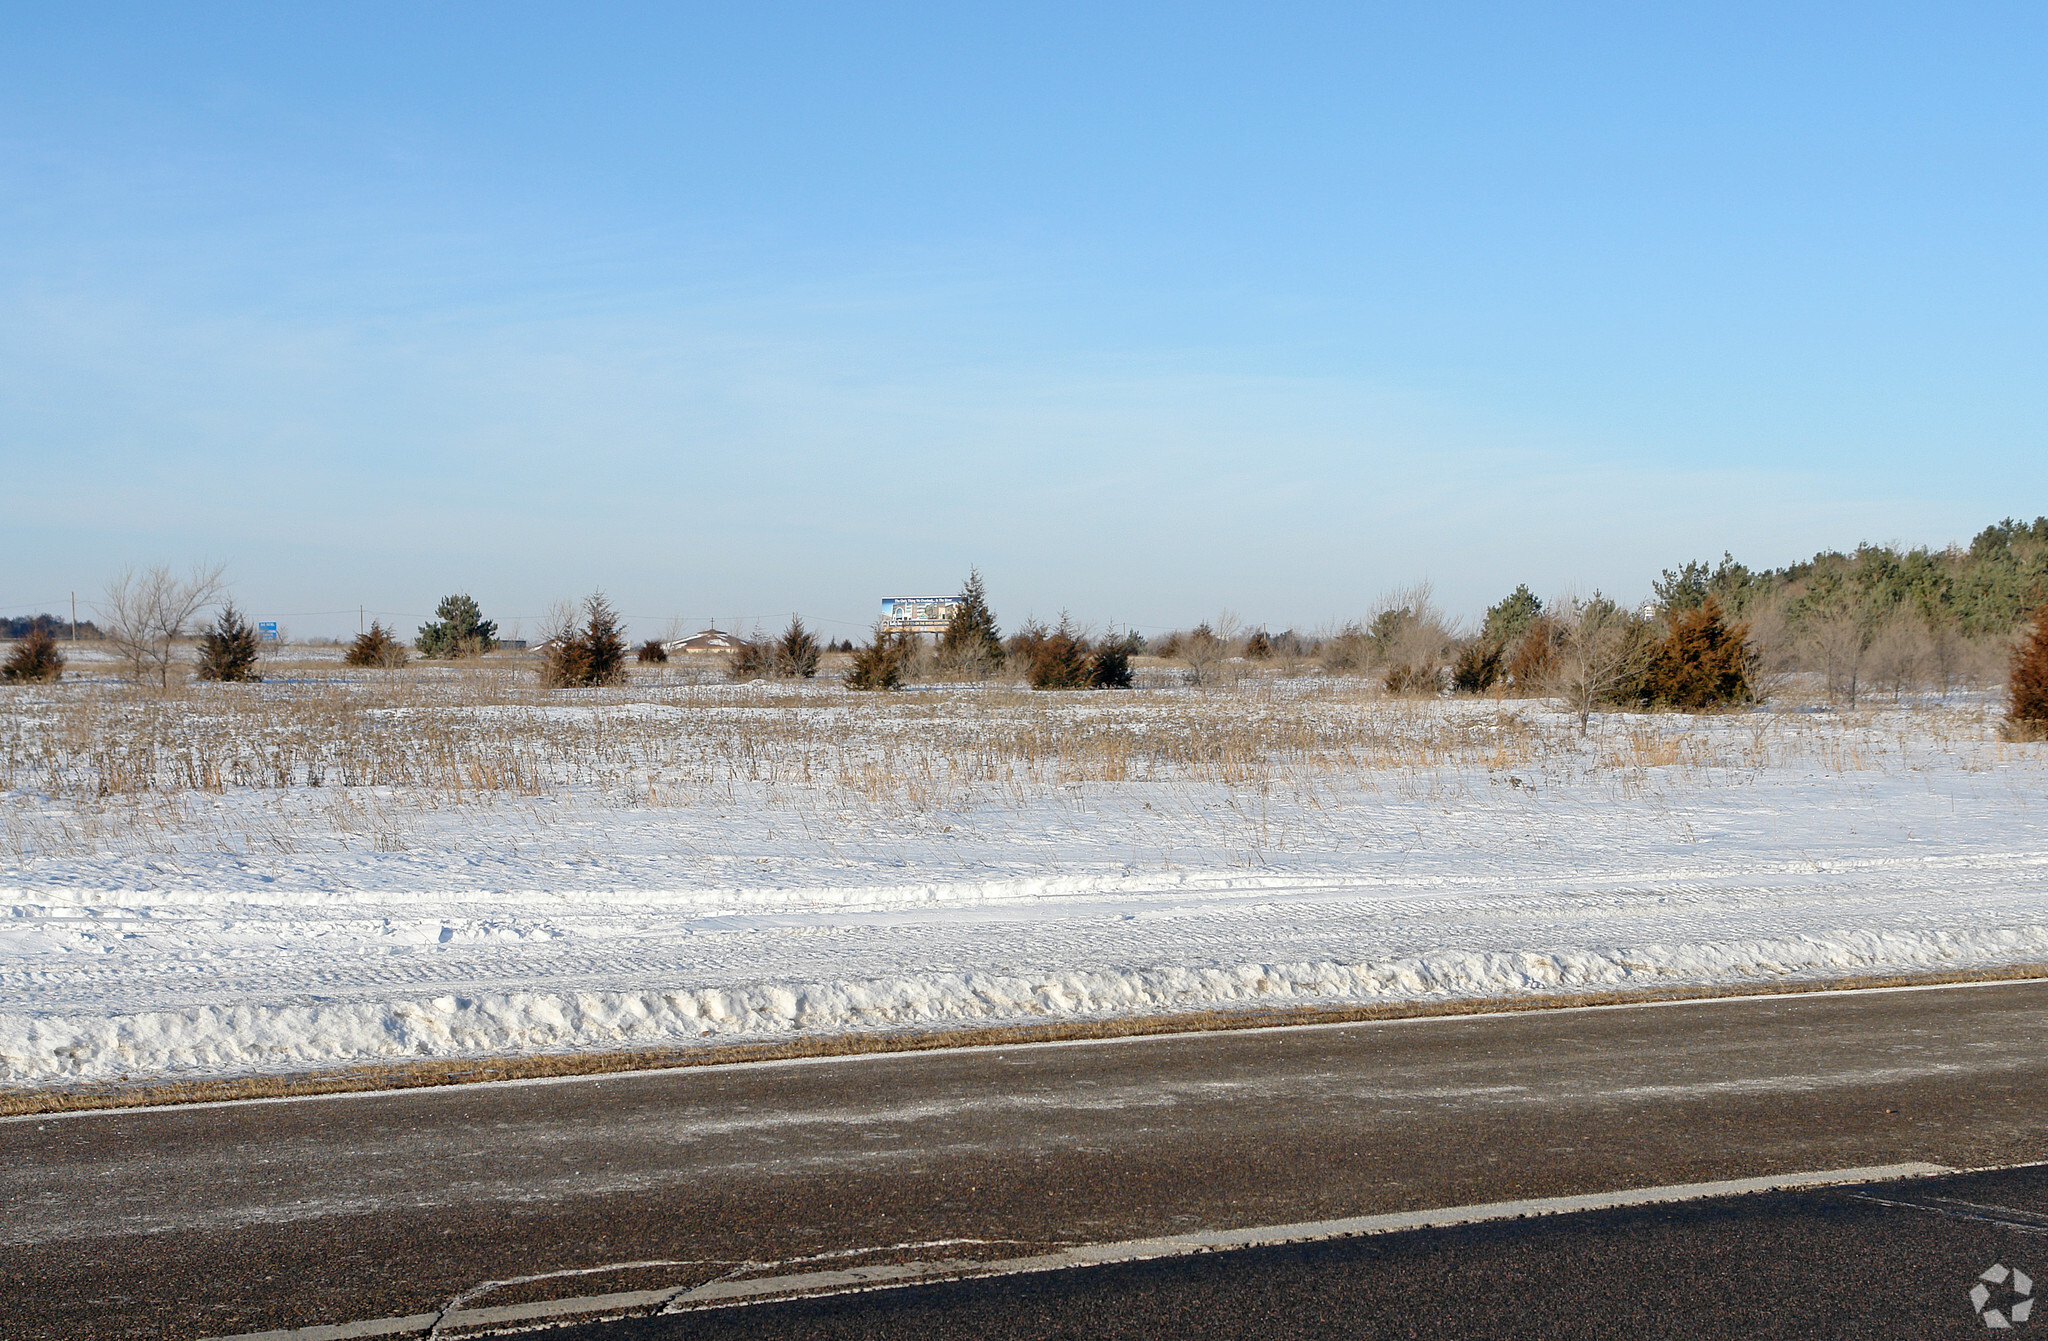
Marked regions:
[3,3,2043,640]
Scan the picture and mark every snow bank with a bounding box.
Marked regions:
[5,699,2047,1086]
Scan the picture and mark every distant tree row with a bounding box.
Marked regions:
[10,521,2048,735]
[1,614,99,640]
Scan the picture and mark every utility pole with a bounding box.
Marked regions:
[70,592,77,641]
[360,605,365,635]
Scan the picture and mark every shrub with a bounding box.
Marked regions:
[1005,618,1049,669]
[344,622,408,669]
[1177,622,1227,686]
[939,569,1004,676]
[1451,640,1502,693]
[1028,615,1093,689]
[416,594,497,659]
[1505,616,1562,690]
[541,593,629,688]
[727,636,772,681]
[2010,603,2048,735]
[774,616,821,679]
[1242,629,1272,660]
[1368,585,1455,691]
[1319,623,1369,673]
[1,627,64,683]
[636,639,668,664]
[1640,597,1752,709]
[194,603,261,683]
[845,625,908,690]
[1383,663,1447,696]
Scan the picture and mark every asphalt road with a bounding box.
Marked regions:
[6,981,2048,1339]
[560,1162,2048,1339]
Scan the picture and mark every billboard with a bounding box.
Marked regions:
[880,596,961,634]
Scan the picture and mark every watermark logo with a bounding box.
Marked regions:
[1972,1264,2034,1329]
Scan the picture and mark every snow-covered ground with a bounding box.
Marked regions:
[3,673,2045,1087]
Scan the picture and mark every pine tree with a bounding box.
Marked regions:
[1,626,64,683]
[542,593,627,687]
[1641,597,1751,709]
[2010,603,2048,735]
[1481,586,1543,649]
[345,621,408,668]
[195,603,261,683]
[774,616,821,679]
[845,625,907,690]
[1088,633,1133,688]
[939,569,1004,675]
[727,635,772,681]
[581,593,627,686]
[1028,615,1092,690]
[415,594,497,658]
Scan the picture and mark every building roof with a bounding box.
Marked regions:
[664,628,747,654]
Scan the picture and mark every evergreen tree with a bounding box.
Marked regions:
[845,625,907,690]
[2010,603,2048,734]
[1640,597,1752,709]
[726,635,772,681]
[1451,641,1503,693]
[1088,633,1133,688]
[939,569,1004,675]
[774,615,821,679]
[195,603,261,683]
[542,593,627,687]
[1028,615,1092,689]
[345,622,408,668]
[1,626,64,683]
[581,593,627,686]
[416,594,497,658]
[1481,586,1543,649]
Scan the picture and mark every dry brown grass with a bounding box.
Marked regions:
[0,660,2028,866]
[7,963,2044,1118]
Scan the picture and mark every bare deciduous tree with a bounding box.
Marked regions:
[1372,582,1457,694]
[1547,592,1650,735]
[1866,609,1931,703]
[1177,622,1228,686]
[98,563,228,687]
[1800,604,1875,707]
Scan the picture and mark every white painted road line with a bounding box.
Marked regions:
[199,1162,1953,1340]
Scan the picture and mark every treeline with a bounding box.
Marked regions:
[9,520,2046,724]
[2,615,100,640]
[1122,518,2048,711]
[1655,517,2048,639]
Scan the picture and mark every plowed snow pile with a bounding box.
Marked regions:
[3,672,2045,1086]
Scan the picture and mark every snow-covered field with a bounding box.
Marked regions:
[3,667,2045,1088]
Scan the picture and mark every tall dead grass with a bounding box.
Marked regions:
[0,660,2031,864]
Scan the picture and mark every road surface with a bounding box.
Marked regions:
[5,980,2048,1338]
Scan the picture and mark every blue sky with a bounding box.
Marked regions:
[3,3,2043,640]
